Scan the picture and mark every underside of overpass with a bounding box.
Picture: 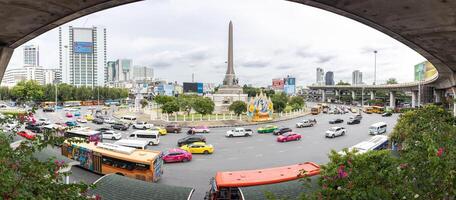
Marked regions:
[1,0,456,89]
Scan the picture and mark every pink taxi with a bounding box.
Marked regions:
[277,132,302,142]
[163,148,192,163]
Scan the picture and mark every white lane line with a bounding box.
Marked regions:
[235,141,245,144]
[194,158,208,161]
[246,146,254,149]
[227,157,239,160]
[278,150,286,153]
[255,154,263,157]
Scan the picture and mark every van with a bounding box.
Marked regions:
[128,130,160,145]
[369,122,387,135]
[121,115,137,124]
[114,139,149,150]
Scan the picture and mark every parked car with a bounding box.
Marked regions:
[65,112,73,118]
[25,124,43,133]
[296,119,317,128]
[96,127,111,132]
[42,107,55,112]
[93,118,104,124]
[347,117,361,125]
[272,127,292,135]
[17,130,36,140]
[37,118,51,125]
[102,130,122,140]
[163,148,192,163]
[225,128,253,137]
[65,121,78,127]
[187,126,210,134]
[132,121,153,130]
[165,124,182,133]
[257,125,278,133]
[111,123,129,131]
[76,118,88,123]
[329,119,344,124]
[150,126,167,135]
[103,118,116,124]
[382,112,392,117]
[177,135,206,147]
[84,114,94,121]
[180,142,214,154]
[74,111,81,117]
[277,132,301,142]
[325,127,346,138]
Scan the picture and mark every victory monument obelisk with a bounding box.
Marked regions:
[211,21,248,114]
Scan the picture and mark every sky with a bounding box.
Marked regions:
[7,0,425,87]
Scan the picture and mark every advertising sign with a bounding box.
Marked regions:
[286,77,296,85]
[183,82,198,93]
[197,83,203,93]
[272,79,285,90]
[73,42,93,53]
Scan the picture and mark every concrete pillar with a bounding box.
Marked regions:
[335,90,340,96]
[389,91,396,109]
[434,89,442,103]
[321,89,326,102]
[351,91,356,100]
[411,91,418,108]
[370,91,375,100]
[0,47,14,83]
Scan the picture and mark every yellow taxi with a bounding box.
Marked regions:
[150,126,167,135]
[84,114,94,121]
[180,142,214,154]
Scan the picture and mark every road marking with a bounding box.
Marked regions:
[255,154,263,157]
[246,146,254,149]
[227,157,238,160]
[278,150,286,153]
[235,141,245,144]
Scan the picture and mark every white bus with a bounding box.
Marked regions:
[369,122,387,135]
[128,130,160,146]
[345,135,389,154]
[121,115,137,124]
[65,128,103,142]
[114,139,149,150]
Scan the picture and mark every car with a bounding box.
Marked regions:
[111,123,129,131]
[296,119,317,128]
[65,112,73,118]
[132,121,153,130]
[85,114,94,121]
[325,127,346,138]
[150,126,167,135]
[351,108,358,113]
[180,142,214,154]
[353,114,362,120]
[17,130,36,140]
[277,132,302,142]
[257,125,278,133]
[65,121,78,127]
[382,112,392,117]
[76,118,88,123]
[103,118,116,124]
[96,127,111,132]
[102,130,122,140]
[163,148,192,163]
[43,106,55,112]
[329,119,344,124]
[93,118,104,124]
[74,111,81,117]
[165,124,182,133]
[347,118,361,125]
[272,127,292,135]
[25,124,43,133]
[187,125,210,134]
[37,118,51,125]
[225,128,253,137]
[177,135,206,147]
[3,122,18,132]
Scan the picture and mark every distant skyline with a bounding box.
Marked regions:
[6,0,425,87]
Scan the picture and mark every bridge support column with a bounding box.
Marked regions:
[0,47,14,83]
[335,90,339,96]
[434,89,442,103]
[370,91,375,100]
[320,89,326,103]
[389,91,396,109]
[411,90,418,108]
[351,91,356,100]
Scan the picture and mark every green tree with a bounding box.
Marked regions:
[177,95,195,116]
[229,101,247,116]
[336,80,350,85]
[140,99,149,108]
[161,100,179,114]
[386,78,398,84]
[11,80,44,104]
[271,92,288,113]
[289,96,305,110]
[153,95,176,105]
[192,97,215,115]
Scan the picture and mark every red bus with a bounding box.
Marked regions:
[205,162,320,200]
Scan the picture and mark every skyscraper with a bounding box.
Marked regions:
[352,70,363,85]
[132,66,154,81]
[316,68,324,85]
[23,45,39,67]
[325,71,334,85]
[115,59,132,82]
[58,26,106,86]
[106,61,116,82]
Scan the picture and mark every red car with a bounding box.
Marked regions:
[277,132,301,142]
[65,112,73,118]
[17,130,36,140]
[162,148,192,163]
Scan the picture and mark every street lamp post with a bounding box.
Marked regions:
[55,83,58,110]
[374,50,377,85]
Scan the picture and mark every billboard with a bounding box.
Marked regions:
[197,83,203,93]
[73,42,93,53]
[286,77,296,85]
[183,82,198,93]
[272,79,284,90]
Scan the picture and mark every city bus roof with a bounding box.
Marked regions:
[68,142,161,164]
[215,162,320,188]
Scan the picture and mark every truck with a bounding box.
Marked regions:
[296,119,317,128]
[225,127,253,137]
[132,121,154,130]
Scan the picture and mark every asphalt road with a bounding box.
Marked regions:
[34,106,399,200]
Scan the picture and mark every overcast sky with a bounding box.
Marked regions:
[7,0,425,87]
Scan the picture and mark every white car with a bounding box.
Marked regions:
[132,121,154,130]
[103,118,116,124]
[3,122,18,132]
[225,128,253,137]
[37,118,51,125]
[296,119,316,128]
[325,127,346,138]
[102,130,122,140]
[76,118,88,123]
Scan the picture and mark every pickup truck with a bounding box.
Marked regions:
[132,121,154,130]
[225,127,253,137]
[296,119,317,128]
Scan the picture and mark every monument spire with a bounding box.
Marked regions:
[223,20,236,86]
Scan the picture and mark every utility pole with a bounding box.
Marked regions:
[55,82,58,110]
[374,50,377,85]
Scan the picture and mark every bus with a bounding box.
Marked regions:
[311,106,321,115]
[205,162,320,200]
[61,142,163,182]
[372,106,385,114]
[363,106,373,114]
[63,101,81,107]
[65,128,103,142]
[343,135,388,154]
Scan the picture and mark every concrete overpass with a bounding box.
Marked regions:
[1,1,456,107]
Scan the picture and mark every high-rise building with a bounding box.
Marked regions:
[325,71,334,85]
[1,66,44,87]
[352,70,363,85]
[58,26,106,86]
[316,68,324,85]
[116,59,132,82]
[106,61,116,82]
[43,68,60,84]
[132,66,154,81]
[23,45,39,67]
